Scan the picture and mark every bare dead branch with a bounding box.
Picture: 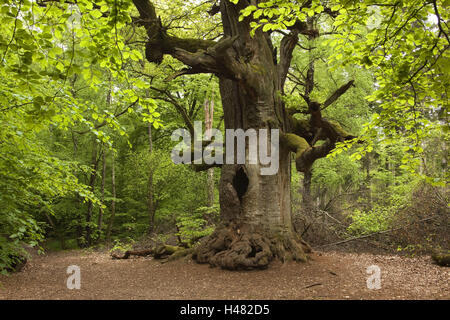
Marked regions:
[321,80,355,110]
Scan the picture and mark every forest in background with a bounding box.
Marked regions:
[0,0,448,273]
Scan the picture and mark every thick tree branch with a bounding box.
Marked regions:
[170,35,241,79]
[132,0,243,80]
[284,117,356,171]
[132,0,215,63]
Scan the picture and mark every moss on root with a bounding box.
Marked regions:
[167,247,195,262]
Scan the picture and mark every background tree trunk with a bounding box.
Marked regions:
[363,154,372,207]
[98,73,112,236]
[147,124,156,233]
[85,137,99,247]
[71,131,84,248]
[302,167,313,209]
[98,150,106,234]
[106,154,116,243]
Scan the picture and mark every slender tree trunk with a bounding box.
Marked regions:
[207,167,215,207]
[364,154,372,206]
[85,138,99,247]
[147,124,155,233]
[302,167,313,209]
[98,73,112,236]
[106,154,116,243]
[71,131,84,247]
[70,82,85,248]
[98,150,106,233]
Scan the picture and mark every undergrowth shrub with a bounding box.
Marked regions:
[176,205,219,246]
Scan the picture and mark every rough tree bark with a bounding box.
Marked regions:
[132,0,355,270]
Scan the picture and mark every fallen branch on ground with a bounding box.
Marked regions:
[111,244,191,260]
[431,252,450,267]
[304,283,322,289]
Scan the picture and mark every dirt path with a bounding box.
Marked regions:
[0,250,448,300]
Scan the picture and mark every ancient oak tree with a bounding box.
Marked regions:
[132,0,355,270]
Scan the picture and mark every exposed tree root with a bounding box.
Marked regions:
[167,247,195,261]
[193,223,312,270]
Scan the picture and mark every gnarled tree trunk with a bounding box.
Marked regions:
[133,0,355,270]
[191,2,312,270]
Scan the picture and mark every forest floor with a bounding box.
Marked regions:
[0,249,448,300]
